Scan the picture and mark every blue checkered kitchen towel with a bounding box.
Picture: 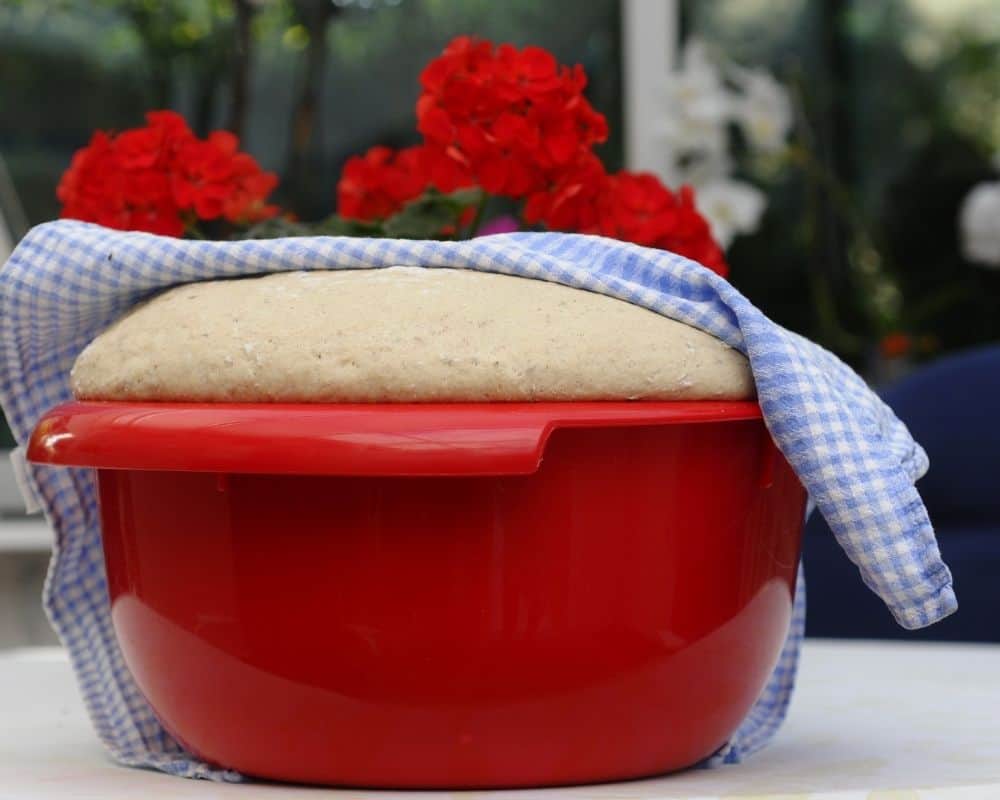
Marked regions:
[0,220,956,780]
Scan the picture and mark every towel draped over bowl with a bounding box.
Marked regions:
[0,221,955,779]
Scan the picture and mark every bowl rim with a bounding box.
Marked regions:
[28,400,763,477]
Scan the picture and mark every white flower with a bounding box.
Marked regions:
[653,38,733,170]
[959,180,1000,268]
[675,38,732,126]
[694,179,767,250]
[673,147,734,187]
[731,66,794,153]
[651,38,783,246]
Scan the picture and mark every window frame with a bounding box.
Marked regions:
[621,0,679,173]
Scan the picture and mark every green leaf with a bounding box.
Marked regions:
[442,187,484,208]
[234,217,314,240]
[382,187,483,239]
[231,187,484,242]
[313,216,384,237]
[235,215,383,240]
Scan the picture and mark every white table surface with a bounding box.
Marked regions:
[2,640,999,800]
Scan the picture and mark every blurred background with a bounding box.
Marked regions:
[0,0,998,647]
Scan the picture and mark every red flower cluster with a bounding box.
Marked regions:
[335,36,728,276]
[337,144,472,221]
[522,152,607,234]
[58,111,278,237]
[416,36,608,198]
[524,156,728,276]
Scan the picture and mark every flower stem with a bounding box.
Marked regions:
[464,190,488,239]
[784,74,907,355]
[791,140,902,337]
[800,153,865,355]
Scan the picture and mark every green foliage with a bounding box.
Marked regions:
[238,215,381,240]
[239,187,484,242]
[382,188,482,239]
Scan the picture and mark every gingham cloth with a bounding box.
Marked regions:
[0,220,955,780]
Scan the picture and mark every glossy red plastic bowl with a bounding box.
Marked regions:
[29,401,806,788]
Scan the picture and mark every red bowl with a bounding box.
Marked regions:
[29,400,805,788]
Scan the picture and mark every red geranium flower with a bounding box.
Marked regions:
[332,36,729,272]
[522,152,607,234]
[523,160,728,277]
[600,174,728,276]
[57,110,278,236]
[415,36,608,199]
[222,152,281,224]
[337,144,474,221]
[338,146,428,221]
[57,127,185,237]
[173,131,278,223]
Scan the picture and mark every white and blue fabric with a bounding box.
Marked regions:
[0,220,956,780]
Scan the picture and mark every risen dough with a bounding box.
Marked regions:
[71,267,754,402]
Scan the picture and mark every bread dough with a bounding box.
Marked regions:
[71,267,754,402]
